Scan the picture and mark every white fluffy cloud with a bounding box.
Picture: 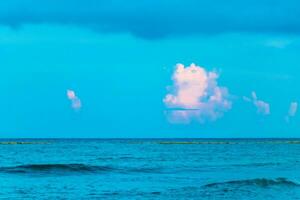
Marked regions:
[243,92,270,115]
[163,63,231,123]
[67,89,82,110]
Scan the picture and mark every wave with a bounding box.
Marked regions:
[0,141,50,145]
[0,164,115,174]
[0,163,163,175]
[203,178,300,188]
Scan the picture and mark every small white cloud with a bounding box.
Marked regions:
[163,63,231,123]
[67,89,82,110]
[288,102,298,117]
[254,100,270,115]
[244,91,270,115]
[67,90,76,100]
[285,102,298,122]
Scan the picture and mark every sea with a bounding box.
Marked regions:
[0,138,300,199]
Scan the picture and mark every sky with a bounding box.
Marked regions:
[0,0,300,138]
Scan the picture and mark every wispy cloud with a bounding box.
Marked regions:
[243,92,270,115]
[164,63,231,123]
[285,102,298,122]
[67,89,82,110]
[265,39,292,49]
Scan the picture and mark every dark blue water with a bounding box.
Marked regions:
[1,138,300,199]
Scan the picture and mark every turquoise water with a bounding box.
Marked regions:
[1,139,300,199]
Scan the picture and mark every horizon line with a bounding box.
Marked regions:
[1,137,300,140]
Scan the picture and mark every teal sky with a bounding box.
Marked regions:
[0,1,300,138]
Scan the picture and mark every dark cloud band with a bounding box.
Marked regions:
[0,0,299,39]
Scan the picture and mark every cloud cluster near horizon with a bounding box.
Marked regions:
[0,0,300,39]
[164,63,231,123]
[67,89,82,110]
[163,63,277,123]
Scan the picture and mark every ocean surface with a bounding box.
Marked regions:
[1,138,300,199]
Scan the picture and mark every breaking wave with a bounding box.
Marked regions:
[0,164,115,174]
[0,163,163,175]
[203,178,300,188]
